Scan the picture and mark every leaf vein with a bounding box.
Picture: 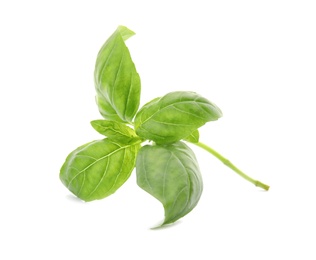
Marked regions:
[106,148,127,195]
[162,154,172,202]
[142,149,153,192]
[150,119,196,127]
[141,100,212,126]
[85,157,110,200]
[166,152,191,221]
[97,36,119,88]
[111,51,125,108]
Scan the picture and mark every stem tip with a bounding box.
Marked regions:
[255,181,270,191]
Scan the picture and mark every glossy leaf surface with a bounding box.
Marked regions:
[136,141,203,226]
[134,91,222,144]
[60,139,140,201]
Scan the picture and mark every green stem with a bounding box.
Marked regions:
[193,142,269,191]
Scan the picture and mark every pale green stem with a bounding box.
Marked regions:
[194,142,269,191]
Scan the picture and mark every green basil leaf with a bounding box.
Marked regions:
[136,141,203,226]
[134,91,222,144]
[94,26,141,123]
[90,119,137,141]
[60,139,140,202]
[184,129,199,143]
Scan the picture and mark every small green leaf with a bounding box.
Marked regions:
[184,129,200,143]
[136,141,203,226]
[134,91,222,144]
[94,26,141,123]
[90,120,137,142]
[60,139,140,202]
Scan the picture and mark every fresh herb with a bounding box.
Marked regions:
[60,26,269,227]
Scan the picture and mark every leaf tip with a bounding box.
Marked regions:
[117,25,136,40]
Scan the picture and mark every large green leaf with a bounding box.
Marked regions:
[60,139,140,202]
[94,26,141,123]
[136,141,203,226]
[134,91,222,144]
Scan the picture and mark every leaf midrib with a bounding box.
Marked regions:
[67,142,135,188]
[138,99,212,128]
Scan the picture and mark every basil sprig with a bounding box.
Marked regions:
[60,26,269,228]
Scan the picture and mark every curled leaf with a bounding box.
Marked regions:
[136,141,203,226]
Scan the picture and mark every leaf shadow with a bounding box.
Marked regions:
[150,220,182,230]
[66,194,85,203]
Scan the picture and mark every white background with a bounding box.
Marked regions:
[1,0,316,259]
